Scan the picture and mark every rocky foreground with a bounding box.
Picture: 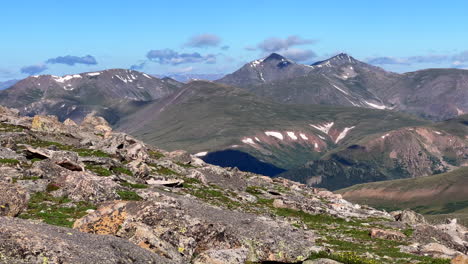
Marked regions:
[0,105,466,264]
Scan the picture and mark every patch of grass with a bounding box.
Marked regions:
[402,228,414,237]
[0,158,20,165]
[112,167,133,176]
[117,190,142,201]
[120,182,148,189]
[75,149,111,158]
[0,123,24,132]
[245,186,265,195]
[46,183,60,192]
[148,150,164,159]
[186,186,242,209]
[19,192,95,228]
[19,176,41,181]
[182,177,202,188]
[175,162,194,168]
[30,158,44,163]
[309,251,380,264]
[150,164,178,175]
[275,207,348,228]
[85,164,112,176]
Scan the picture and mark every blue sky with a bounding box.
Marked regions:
[1,0,468,81]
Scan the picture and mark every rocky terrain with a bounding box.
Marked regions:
[0,105,467,263]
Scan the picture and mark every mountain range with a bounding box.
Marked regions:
[0,53,467,193]
[218,53,467,121]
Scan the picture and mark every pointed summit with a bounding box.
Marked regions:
[263,53,289,62]
[312,53,358,66]
[216,53,312,87]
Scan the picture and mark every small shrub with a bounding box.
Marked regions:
[85,165,112,176]
[0,158,20,165]
[46,183,60,192]
[148,150,164,159]
[117,190,142,201]
[112,167,133,176]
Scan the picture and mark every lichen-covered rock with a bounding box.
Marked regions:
[31,115,68,133]
[0,217,174,264]
[74,193,319,263]
[80,114,112,133]
[54,171,120,203]
[0,184,29,216]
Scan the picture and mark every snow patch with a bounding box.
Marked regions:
[335,126,355,143]
[87,72,101,76]
[259,71,265,82]
[194,152,208,157]
[332,84,349,95]
[364,100,387,110]
[250,59,263,68]
[265,131,284,140]
[143,73,152,79]
[299,133,308,140]
[286,132,298,140]
[255,137,261,142]
[310,122,334,135]
[242,138,255,144]
[53,74,82,83]
[381,133,390,139]
[314,142,319,149]
[456,107,464,115]
[434,131,442,135]
[318,135,325,140]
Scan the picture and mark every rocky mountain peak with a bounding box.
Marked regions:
[311,53,358,67]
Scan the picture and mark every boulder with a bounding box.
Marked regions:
[370,228,406,241]
[80,114,112,133]
[0,183,29,216]
[31,115,68,133]
[391,209,427,225]
[54,171,120,203]
[63,118,78,127]
[0,217,174,264]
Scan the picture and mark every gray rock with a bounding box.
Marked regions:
[192,248,249,264]
[0,217,174,264]
[391,209,427,225]
[0,183,29,216]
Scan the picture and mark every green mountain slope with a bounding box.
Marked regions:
[337,167,468,225]
[278,121,468,190]
[117,81,430,171]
